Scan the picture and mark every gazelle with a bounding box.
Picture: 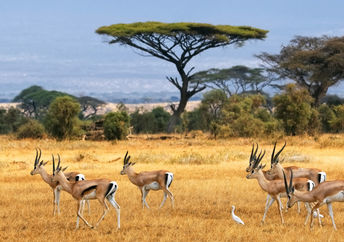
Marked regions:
[30,148,89,215]
[284,170,344,230]
[268,142,326,185]
[246,146,314,224]
[267,142,326,216]
[120,151,174,209]
[52,154,120,229]
[246,143,286,213]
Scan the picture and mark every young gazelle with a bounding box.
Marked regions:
[120,151,174,209]
[284,170,344,230]
[30,148,89,215]
[52,155,120,229]
[246,146,313,224]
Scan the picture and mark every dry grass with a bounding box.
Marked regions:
[1,134,344,241]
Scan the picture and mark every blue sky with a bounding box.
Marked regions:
[1,0,344,100]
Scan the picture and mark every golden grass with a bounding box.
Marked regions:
[1,134,344,241]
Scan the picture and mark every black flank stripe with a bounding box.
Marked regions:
[165,174,168,187]
[318,173,321,184]
[105,183,114,197]
[81,185,97,196]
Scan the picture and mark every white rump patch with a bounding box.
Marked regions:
[318,172,326,183]
[307,180,315,191]
[166,172,174,187]
[76,174,85,181]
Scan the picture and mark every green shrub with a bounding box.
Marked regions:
[104,111,130,140]
[44,96,81,140]
[273,84,317,135]
[330,105,344,132]
[130,107,170,134]
[16,119,45,139]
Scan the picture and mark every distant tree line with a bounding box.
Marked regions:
[0,33,343,140]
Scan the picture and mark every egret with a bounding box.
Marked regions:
[231,205,245,225]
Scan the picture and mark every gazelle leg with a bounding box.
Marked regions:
[304,202,312,225]
[94,198,109,228]
[310,202,322,229]
[107,195,121,229]
[297,201,301,213]
[159,191,168,208]
[86,200,91,215]
[275,195,284,224]
[53,188,57,216]
[141,187,150,209]
[56,188,61,215]
[262,197,275,224]
[327,203,337,230]
[76,200,93,229]
[162,187,174,208]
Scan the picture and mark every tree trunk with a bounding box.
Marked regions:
[166,93,188,133]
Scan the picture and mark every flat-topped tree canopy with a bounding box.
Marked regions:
[96,21,268,132]
[96,22,267,64]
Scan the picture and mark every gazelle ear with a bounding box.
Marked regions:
[261,164,266,169]
[291,186,295,194]
[62,166,68,172]
[43,161,49,166]
[131,162,136,166]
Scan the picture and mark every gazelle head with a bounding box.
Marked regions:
[246,145,266,179]
[30,148,48,175]
[266,141,286,177]
[246,143,259,172]
[120,151,135,175]
[283,170,297,208]
[51,154,68,182]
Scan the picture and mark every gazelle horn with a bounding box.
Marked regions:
[124,151,129,165]
[52,154,55,173]
[273,141,286,164]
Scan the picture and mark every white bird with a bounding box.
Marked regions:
[231,205,245,225]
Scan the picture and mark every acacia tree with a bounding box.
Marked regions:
[257,35,344,106]
[190,65,271,97]
[96,22,268,132]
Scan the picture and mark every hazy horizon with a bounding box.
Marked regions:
[1,0,344,101]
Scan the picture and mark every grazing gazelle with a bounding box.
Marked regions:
[30,148,89,215]
[52,154,120,229]
[120,151,174,209]
[246,146,314,224]
[284,170,344,230]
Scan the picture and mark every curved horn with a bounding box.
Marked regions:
[124,151,129,165]
[34,148,39,167]
[274,141,286,163]
[52,154,55,173]
[258,150,266,162]
[38,148,42,163]
[289,169,293,191]
[57,154,61,170]
[282,170,289,196]
[249,143,255,164]
[271,142,277,166]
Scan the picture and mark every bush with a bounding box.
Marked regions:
[330,105,344,132]
[130,107,170,134]
[16,119,45,139]
[44,96,81,140]
[0,108,28,134]
[104,111,130,140]
[216,94,281,137]
[273,84,318,135]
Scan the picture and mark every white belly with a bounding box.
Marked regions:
[144,182,161,191]
[324,191,344,203]
[83,190,97,200]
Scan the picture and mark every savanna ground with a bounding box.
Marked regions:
[1,134,344,241]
